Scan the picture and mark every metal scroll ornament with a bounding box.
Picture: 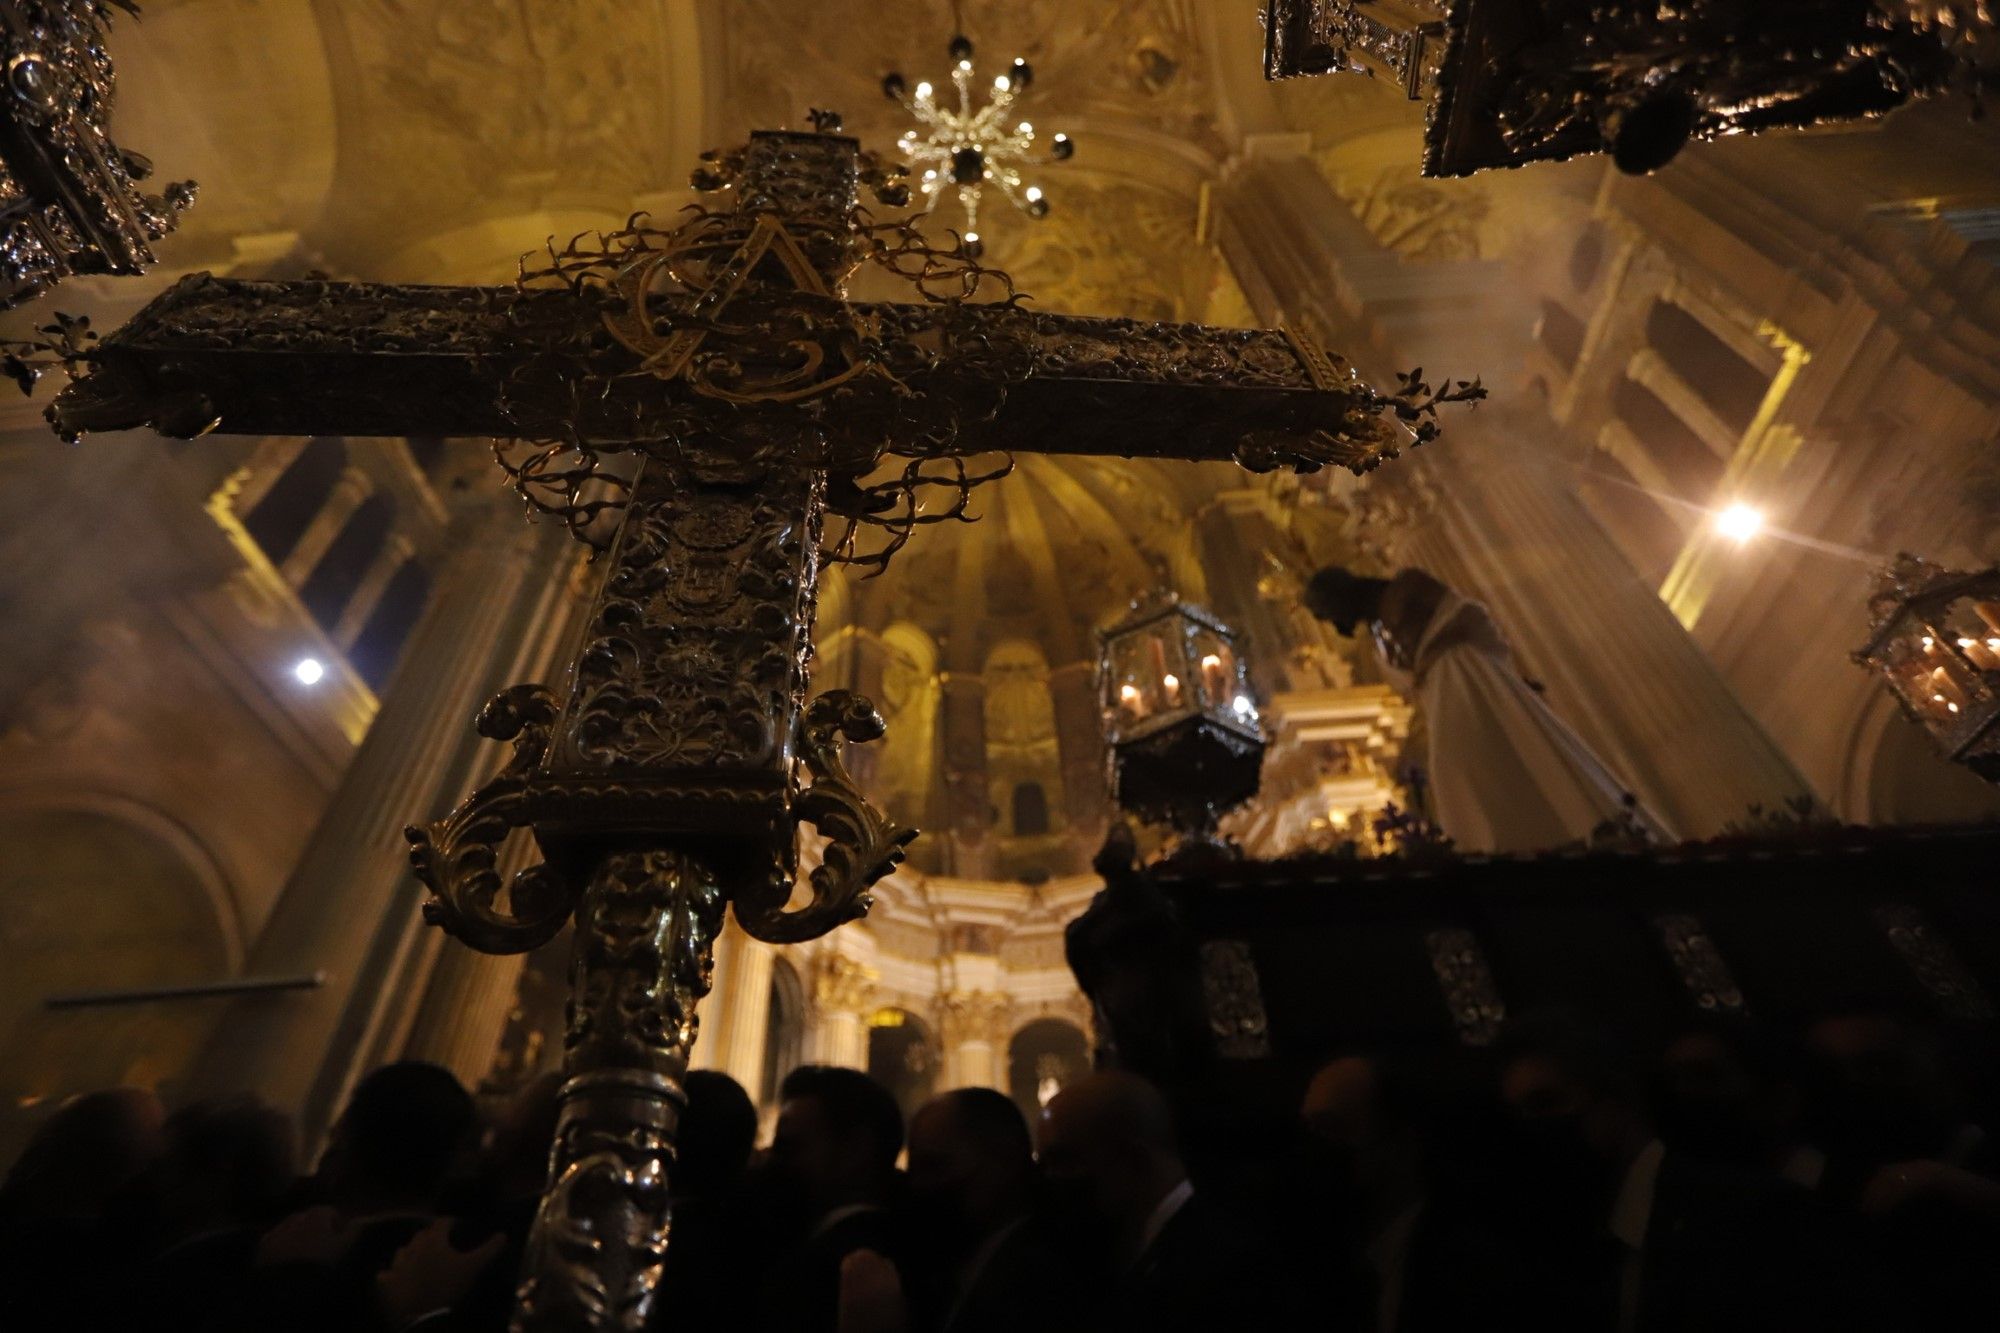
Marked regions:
[1263,0,1998,176]
[0,1,194,308]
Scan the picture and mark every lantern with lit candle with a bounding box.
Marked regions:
[1098,594,1265,846]
[1854,554,2000,783]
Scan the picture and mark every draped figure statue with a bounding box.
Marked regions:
[1305,566,1668,853]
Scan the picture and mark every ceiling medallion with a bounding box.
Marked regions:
[1263,0,1998,177]
[0,1,195,308]
[882,32,1073,257]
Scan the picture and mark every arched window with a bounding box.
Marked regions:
[1612,376,1724,499]
[865,1007,937,1123]
[0,808,231,1159]
[1006,1017,1090,1124]
[242,438,347,565]
[1537,299,1586,371]
[299,493,396,631]
[348,558,431,689]
[1644,301,1771,437]
[1011,781,1050,837]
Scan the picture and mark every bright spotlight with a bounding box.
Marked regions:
[292,657,325,686]
[1716,503,1765,543]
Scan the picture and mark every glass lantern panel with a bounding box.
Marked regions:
[1188,624,1254,724]
[1151,617,1191,714]
[1937,597,2000,676]
[1909,621,1978,726]
[1108,633,1164,728]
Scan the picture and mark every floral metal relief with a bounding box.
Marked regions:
[1651,913,1747,1015]
[1876,903,1997,1022]
[1199,939,1273,1060]
[1424,926,1504,1045]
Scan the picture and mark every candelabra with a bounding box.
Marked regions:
[883,33,1072,257]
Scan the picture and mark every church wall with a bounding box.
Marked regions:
[1560,135,2000,822]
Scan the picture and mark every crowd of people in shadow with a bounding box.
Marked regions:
[3,1004,1997,1331]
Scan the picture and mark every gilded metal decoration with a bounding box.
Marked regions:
[1651,912,1747,1015]
[1198,938,1273,1060]
[0,0,194,308]
[1262,0,1997,176]
[1424,925,1504,1045]
[1876,903,1997,1022]
[1853,554,2000,784]
[48,122,1478,1331]
[882,32,1072,257]
[1100,594,1267,854]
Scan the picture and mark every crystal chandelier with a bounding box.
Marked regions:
[882,34,1072,257]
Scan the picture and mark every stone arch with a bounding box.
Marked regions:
[0,795,239,1161]
[982,641,1066,847]
[865,1006,938,1124]
[874,622,941,834]
[1838,692,2000,826]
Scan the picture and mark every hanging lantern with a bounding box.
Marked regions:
[1853,554,2000,784]
[1099,594,1265,846]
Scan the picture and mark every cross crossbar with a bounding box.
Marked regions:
[52,271,1405,472]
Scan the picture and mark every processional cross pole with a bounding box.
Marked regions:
[48,116,1477,1332]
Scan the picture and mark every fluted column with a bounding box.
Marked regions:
[806,952,875,1070]
[686,925,739,1074]
[717,930,775,1097]
[186,502,578,1142]
[938,991,1011,1090]
[1211,145,1816,837]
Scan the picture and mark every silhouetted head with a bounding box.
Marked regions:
[321,1061,476,1212]
[1303,566,1391,637]
[1037,1070,1185,1244]
[678,1070,758,1200]
[771,1065,903,1213]
[908,1087,1035,1246]
[157,1097,297,1233]
[1654,1022,1801,1165]
[0,1086,166,1223]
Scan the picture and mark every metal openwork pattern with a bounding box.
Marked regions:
[1853,553,2000,784]
[0,0,194,308]
[48,122,1480,1332]
[1263,0,1997,176]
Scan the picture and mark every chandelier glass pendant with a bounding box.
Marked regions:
[882,34,1072,257]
